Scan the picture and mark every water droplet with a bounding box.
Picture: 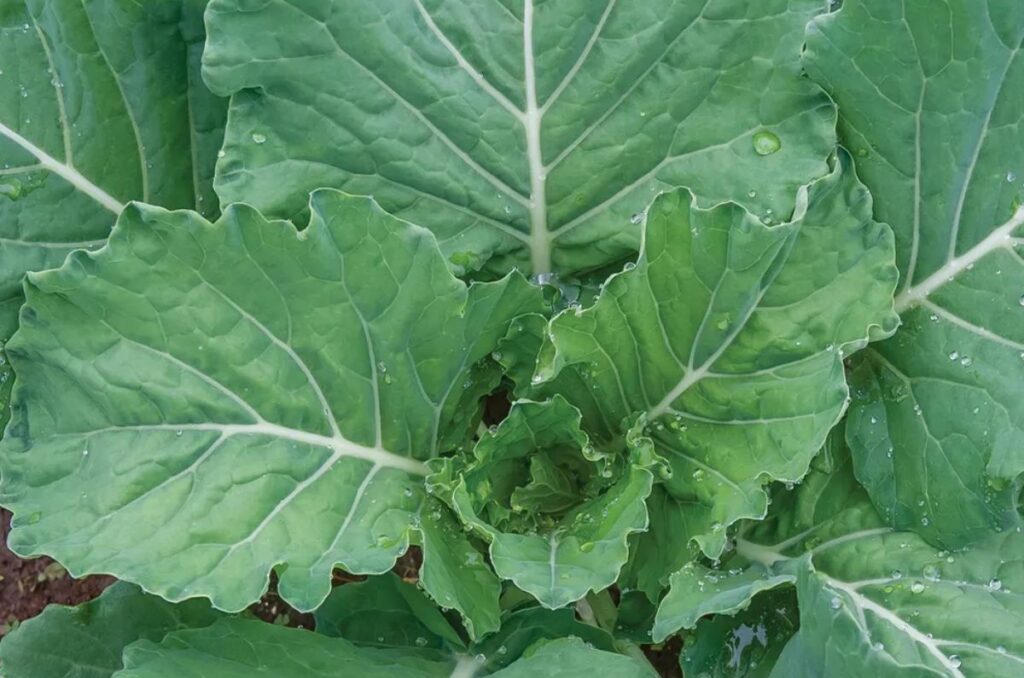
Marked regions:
[748,190,757,198]
[175,430,183,437]
[960,356,973,367]
[414,637,428,647]
[948,655,961,669]
[497,645,508,655]
[910,581,925,594]
[692,469,705,482]
[929,314,938,322]
[997,646,1007,654]
[948,351,959,361]
[251,132,267,144]
[1008,171,1018,183]
[710,522,723,533]
[630,212,643,225]
[923,565,940,581]
[921,516,930,527]
[622,261,636,272]
[580,542,595,553]
[1018,294,1024,307]
[82,449,88,456]
[752,130,782,156]
[989,577,1002,591]
[891,569,902,580]
[217,149,226,158]
[830,597,842,609]
[857,147,869,157]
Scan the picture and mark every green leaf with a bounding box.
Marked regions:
[430,397,655,608]
[0,0,227,337]
[486,637,655,678]
[472,607,616,673]
[313,573,464,651]
[418,498,503,639]
[0,190,543,612]
[723,438,1024,678]
[652,563,794,642]
[0,582,222,678]
[618,487,702,601]
[679,588,799,678]
[117,618,455,678]
[115,619,653,678]
[201,0,835,276]
[805,0,1024,547]
[536,154,898,562]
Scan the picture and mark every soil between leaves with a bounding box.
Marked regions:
[1,513,683,674]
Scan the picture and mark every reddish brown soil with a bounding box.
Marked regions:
[0,509,115,637]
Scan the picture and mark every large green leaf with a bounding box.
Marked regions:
[201,0,835,276]
[0,190,543,612]
[535,154,898,562]
[115,619,654,678]
[0,582,222,678]
[656,436,1024,677]
[0,0,226,337]
[429,397,655,608]
[805,0,1024,547]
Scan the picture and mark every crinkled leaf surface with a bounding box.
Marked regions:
[201,0,835,276]
[431,397,654,608]
[805,0,1024,547]
[0,190,543,612]
[0,0,226,337]
[115,620,653,678]
[536,155,897,561]
[313,573,464,651]
[0,582,222,678]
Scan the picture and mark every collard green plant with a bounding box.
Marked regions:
[0,0,1021,676]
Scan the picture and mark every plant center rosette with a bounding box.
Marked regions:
[426,396,661,609]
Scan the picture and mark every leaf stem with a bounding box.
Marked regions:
[733,538,790,568]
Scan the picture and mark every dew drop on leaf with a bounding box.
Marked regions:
[251,132,267,144]
[752,130,782,155]
[910,581,925,594]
